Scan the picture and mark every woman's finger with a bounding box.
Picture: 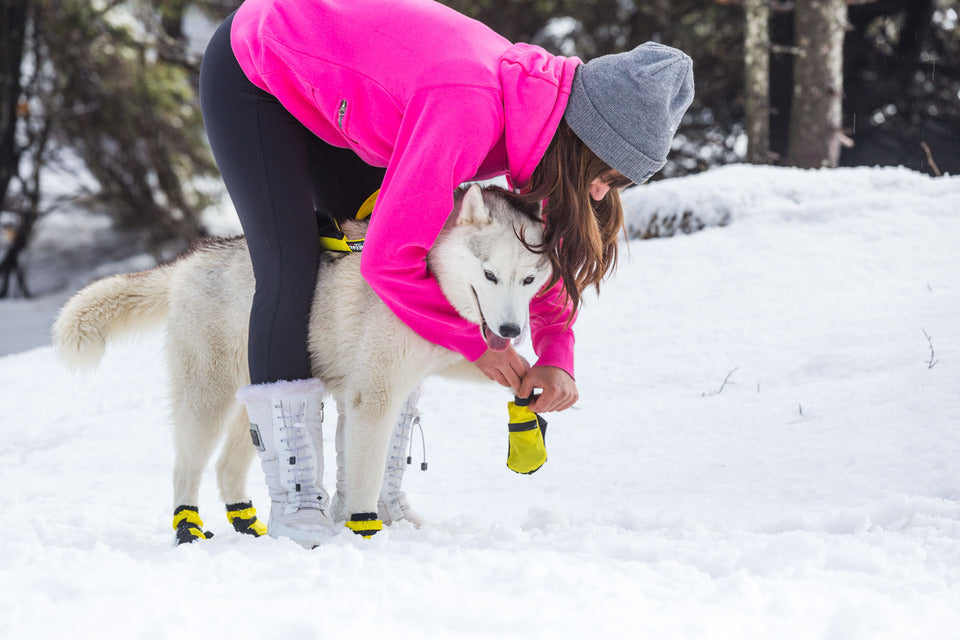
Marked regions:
[529,387,555,412]
[501,364,523,390]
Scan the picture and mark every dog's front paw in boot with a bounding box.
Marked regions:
[345,512,383,539]
[334,388,426,529]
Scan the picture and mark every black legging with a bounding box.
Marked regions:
[199,13,385,385]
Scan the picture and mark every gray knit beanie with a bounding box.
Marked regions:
[564,42,694,185]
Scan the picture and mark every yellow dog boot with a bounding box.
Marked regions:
[506,395,548,474]
[173,505,213,544]
[226,501,268,537]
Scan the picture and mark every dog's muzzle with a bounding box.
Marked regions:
[471,286,513,351]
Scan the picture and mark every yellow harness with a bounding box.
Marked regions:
[318,189,378,253]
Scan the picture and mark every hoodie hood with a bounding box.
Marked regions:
[499,44,581,187]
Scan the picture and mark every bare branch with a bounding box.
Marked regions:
[922,329,939,369]
[921,142,942,177]
[702,368,739,397]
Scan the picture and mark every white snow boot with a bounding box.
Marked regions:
[236,379,337,547]
[332,388,425,527]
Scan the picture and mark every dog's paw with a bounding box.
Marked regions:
[173,505,214,544]
[345,512,383,538]
[226,501,268,537]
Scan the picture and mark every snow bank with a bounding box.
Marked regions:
[624,164,956,238]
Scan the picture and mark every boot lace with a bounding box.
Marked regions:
[278,401,323,513]
[383,406,426,507]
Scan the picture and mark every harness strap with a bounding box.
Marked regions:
[318,188,379,253]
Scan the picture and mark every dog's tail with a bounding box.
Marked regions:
[52,263,173,371]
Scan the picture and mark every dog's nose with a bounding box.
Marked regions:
[498,323,521,339]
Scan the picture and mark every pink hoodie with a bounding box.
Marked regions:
[231,0,581,376]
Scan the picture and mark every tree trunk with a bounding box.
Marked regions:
[0,205,36,298]
[1,0,29,207]
[744,0,771,163]
[160,0,188,42]
[785,0,847,168]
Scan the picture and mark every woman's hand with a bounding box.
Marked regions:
[474,346,530,391]
[518,366,578,413]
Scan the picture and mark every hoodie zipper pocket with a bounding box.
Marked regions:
[336,98,360,144]
[337,99,348,131]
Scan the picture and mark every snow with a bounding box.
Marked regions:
[2,165,959,638]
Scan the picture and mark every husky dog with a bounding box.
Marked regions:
[52,184,550,539]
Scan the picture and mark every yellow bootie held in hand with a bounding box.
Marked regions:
[507,396,548,474]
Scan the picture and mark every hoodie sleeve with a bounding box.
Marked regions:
[359,85,504,362]
[529,277,576,378]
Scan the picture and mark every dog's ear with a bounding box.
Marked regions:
[456,183,492,227]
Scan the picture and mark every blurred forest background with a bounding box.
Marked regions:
[1,0,958,297]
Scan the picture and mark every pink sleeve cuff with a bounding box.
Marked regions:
[532,329,575,379]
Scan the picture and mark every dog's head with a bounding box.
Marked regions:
[428,184,552,351]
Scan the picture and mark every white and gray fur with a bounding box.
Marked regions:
[52,184,551,522]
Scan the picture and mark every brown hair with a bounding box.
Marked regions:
[519,120,631,317]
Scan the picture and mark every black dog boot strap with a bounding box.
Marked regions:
[345,512,383,538]
[226,501,268,537]
[173,505,214,544]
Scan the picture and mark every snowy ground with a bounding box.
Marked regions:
[1,165,959,639]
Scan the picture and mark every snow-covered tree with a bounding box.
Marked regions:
[0,0,217,297]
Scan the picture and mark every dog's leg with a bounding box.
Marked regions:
[437,357,491,384]
[168,338,238,544]
[331,388,424,527]
[216,401,267,537]
[170,393,224,544]
[340,383,405,538]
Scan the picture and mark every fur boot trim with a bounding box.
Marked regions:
[236,378,325,403]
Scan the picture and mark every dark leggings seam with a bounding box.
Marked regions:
[254,95,284,382]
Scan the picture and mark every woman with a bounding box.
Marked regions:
[199,0,693,546]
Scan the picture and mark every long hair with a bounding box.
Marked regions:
[519,120,631,318]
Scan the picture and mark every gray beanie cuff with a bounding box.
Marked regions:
[564,68,665,185]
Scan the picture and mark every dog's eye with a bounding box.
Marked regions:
[484,270,498,284]
[522,276,535,286]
